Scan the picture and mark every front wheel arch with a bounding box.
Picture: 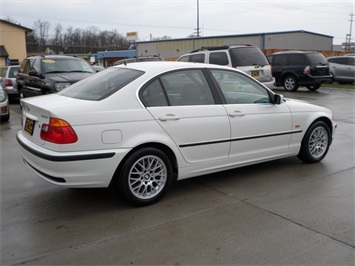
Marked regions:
[297,120,331,163]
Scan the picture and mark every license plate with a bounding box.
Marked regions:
[251,71,260,78]
[24,118,35,135]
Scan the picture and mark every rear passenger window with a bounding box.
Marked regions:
[141,79,168,107]
[333,58,349,65]
[273,55,286,66]
[287,55,306,65]
[142,70,214,106]
[209,52,229,65]
[188,54,205,63]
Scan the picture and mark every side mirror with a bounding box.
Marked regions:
[273,94,284,105]
[28,70,40,77]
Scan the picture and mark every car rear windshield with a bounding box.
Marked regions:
[307,53,328,65]
[9,67,19,78]
[59,67,144,101]
[230,47,269,67]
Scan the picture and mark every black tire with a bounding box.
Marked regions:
[306,84,321,91]
[0,113,9,122]
[283,75,299,92]
[115,147,173,206]
[298,121,331,163]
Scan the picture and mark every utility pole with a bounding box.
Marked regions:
[344,12,354,51]
[196,0,200,37]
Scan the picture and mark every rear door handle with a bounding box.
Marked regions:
[229,111,245,117]
[159,114,181,121]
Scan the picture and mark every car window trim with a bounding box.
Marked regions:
[139,68,222,107]
[204,68,275,105]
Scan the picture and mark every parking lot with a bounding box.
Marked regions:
[1,87,354,265]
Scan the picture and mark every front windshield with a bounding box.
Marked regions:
[42,58,95,74]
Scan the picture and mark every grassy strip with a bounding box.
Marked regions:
[321,82,355,89]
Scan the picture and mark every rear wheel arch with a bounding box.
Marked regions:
[110,142,178,205]
[111,142,178,183]
[282,73,299,91]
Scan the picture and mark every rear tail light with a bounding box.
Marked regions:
[40,118,78,144]
[5,79,13,87]
[0,106,8,114]
[304,66,311,75]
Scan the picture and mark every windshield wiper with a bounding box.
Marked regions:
[45,71,70,74]
[69,70,94,73]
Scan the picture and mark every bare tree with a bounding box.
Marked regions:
[52,23,63,46]
[4,17,19,24]
[33,19,51,50]
[26,20,130,54]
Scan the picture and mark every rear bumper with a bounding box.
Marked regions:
[299,75,333,85]
[261,77,276,89]
[16,131,131,187]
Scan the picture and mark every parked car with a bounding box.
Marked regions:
[327,56,355,84]
[91,65,105,72]
[177,45,275,89]
[17,61,336,206]
[0,65,20,99]
[114,56,164,66]
[0,83,10,122]
[17,55,96,98]
[268,51,333,91]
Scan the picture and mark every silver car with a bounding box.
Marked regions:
[328,56,355,84]
[0,65,20,98]
[0,83,10,122]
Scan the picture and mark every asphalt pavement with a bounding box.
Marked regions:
[1,87,354,265]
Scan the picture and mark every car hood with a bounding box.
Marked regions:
[45,72,94,83]
[284,97,331,114]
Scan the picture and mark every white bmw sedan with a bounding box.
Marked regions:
[17,62,336,206]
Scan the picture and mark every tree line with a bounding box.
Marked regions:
[7,18,131,54]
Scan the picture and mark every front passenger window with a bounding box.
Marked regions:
[211,69,271,104]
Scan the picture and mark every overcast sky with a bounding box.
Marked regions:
[2,0,355,44]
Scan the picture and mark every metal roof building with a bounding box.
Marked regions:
[135,30,334,60]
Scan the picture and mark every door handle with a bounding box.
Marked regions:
[159,114,180,121]
[229,111,245,117]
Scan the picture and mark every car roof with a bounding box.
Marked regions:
[272,51,318,55]
[188,44,254,53]
[114,56,164,65]
[327,56,349,59]
[27,55,80,60]
[114,61,237,74]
